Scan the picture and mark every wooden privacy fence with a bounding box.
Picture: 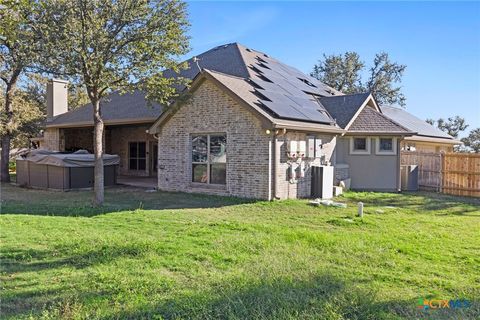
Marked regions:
[401,151,480,197]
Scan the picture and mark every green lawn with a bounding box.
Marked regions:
[1,183,479,320]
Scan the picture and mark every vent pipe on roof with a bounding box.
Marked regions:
[46,78,69,120]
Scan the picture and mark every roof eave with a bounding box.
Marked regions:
[345,131,416,136]
[404,135,463,145]
[272,120,344,134]
[46,117,157,129]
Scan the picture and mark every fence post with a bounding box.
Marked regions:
[440,152,445,193]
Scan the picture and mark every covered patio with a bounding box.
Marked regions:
[117,175,157,189]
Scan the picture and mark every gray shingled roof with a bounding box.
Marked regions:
[48,43,342,127]
[46,42,412,135]
[381,105,454,139]
[349,106,410,133]
[47,90,161,126]
[318,93,370,128]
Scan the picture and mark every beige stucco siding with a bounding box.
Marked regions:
[156,79,271,199]
[336,137,400,191]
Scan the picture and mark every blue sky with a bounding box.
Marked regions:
[185,1,480,134]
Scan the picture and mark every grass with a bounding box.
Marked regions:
[0,183,479,319]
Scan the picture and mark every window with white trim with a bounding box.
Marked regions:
[349,137,370,154]
[192,134,226,185]
[376,137,397,155]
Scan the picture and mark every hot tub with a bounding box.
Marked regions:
[16,150,119,190]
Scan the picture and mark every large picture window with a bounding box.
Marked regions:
[129,141,146,170]
[192,134,226,185]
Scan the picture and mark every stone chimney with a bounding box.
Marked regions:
[46,78,68,120]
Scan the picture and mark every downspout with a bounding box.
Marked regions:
[153,131,161,190]
[273,128,287,200]
[397,137,403,192]
[272,130,278,200]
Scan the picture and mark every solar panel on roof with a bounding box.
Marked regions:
[257,89,333,124]
[261,100,306,119]
[250,78,291,95]
[284,95,332,123]
[256,65,288,80]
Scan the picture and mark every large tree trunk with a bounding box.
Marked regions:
[1,81,17,183]
[1,135,11,183]
[92,99,104,206]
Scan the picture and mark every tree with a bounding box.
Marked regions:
[0,0,42,182]
[311,51,406,107]
[461,128,480,153]
[37,0,190,205]
[0,82,44,149]
[425,116,469,138]
[311,52,364,94]
[366,52,406,107]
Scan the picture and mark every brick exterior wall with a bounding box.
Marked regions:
[275,132,336,199]
[156,79,339,200]
[110,125,156,176]
[42,128,63,151]
[156,80,271,199]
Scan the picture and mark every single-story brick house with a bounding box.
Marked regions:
[39,43,460,199]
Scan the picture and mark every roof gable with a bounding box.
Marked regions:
[348,106,410,134]
[318,93,371,128]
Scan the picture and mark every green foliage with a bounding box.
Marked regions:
[366,52,406,107]
[311,52,364,94]
[0,81,44,148]
[426,116,469,138]
[36,0,190,103]
[35,0,190,204]
[1,186,479,319]
[0,0,39,81]
[311,52,406,107]
[461,128,480,153]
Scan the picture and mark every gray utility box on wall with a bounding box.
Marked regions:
[311,165,334,199]
[400,165,419,191]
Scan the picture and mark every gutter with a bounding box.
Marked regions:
[403,135,463,145]
[46,118,157,129]
[273,122,344,134]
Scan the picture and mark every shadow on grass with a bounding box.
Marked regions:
[1,245,155,274]
[343,191,480,216]
[2,245,479,319]
[4,271,478,320]
[0,183,256,217]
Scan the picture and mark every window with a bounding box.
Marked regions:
[350,137,370,154]
[376,137,397,155]
[379,138,393,151]
[354,138,367,151]
[129,142,146,170]
[192,134,226,185]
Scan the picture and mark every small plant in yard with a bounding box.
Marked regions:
[8,161,15,173]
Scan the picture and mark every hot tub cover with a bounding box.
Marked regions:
[17,149,120,167]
